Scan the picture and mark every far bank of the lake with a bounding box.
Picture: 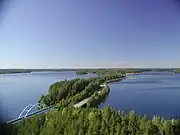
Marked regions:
[0,69,78,74]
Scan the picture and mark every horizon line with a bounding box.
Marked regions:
[0,68,178,69]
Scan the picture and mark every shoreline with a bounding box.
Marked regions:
[0,70,77,75]
[0,71,32,75]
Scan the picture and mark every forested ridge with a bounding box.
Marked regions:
[38,73,124,107]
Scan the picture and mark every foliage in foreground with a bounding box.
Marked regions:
[3,107,180,135]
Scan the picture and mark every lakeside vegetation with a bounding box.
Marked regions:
[2,107,180,135]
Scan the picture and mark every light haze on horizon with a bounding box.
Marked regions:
[1,0,180,68]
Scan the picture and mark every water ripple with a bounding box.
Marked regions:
[121,80,164,84]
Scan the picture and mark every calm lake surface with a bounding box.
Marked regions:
[1,71,180,122]
[100,72,180,119]
[0,71,97,122]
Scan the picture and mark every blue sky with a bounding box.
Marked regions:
[0,0,180,68]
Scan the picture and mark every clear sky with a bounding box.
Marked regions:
[1,0,180,68]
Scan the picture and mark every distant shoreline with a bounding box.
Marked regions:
[0,68,178,75]
[0,69,78,75]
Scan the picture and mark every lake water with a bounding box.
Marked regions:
[100,72,180,119]
[0,71,97,122]
[1,71,180,122]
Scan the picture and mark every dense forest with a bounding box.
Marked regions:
[2,107,180,135]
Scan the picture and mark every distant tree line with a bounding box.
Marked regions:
[0,69,32,74]
[76,68,177,76]
[0,69,78,74]
[0,68,175,75]
[76,68,150,76]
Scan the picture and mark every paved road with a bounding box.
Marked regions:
[73,90,103,108]
[73,98,91,108]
